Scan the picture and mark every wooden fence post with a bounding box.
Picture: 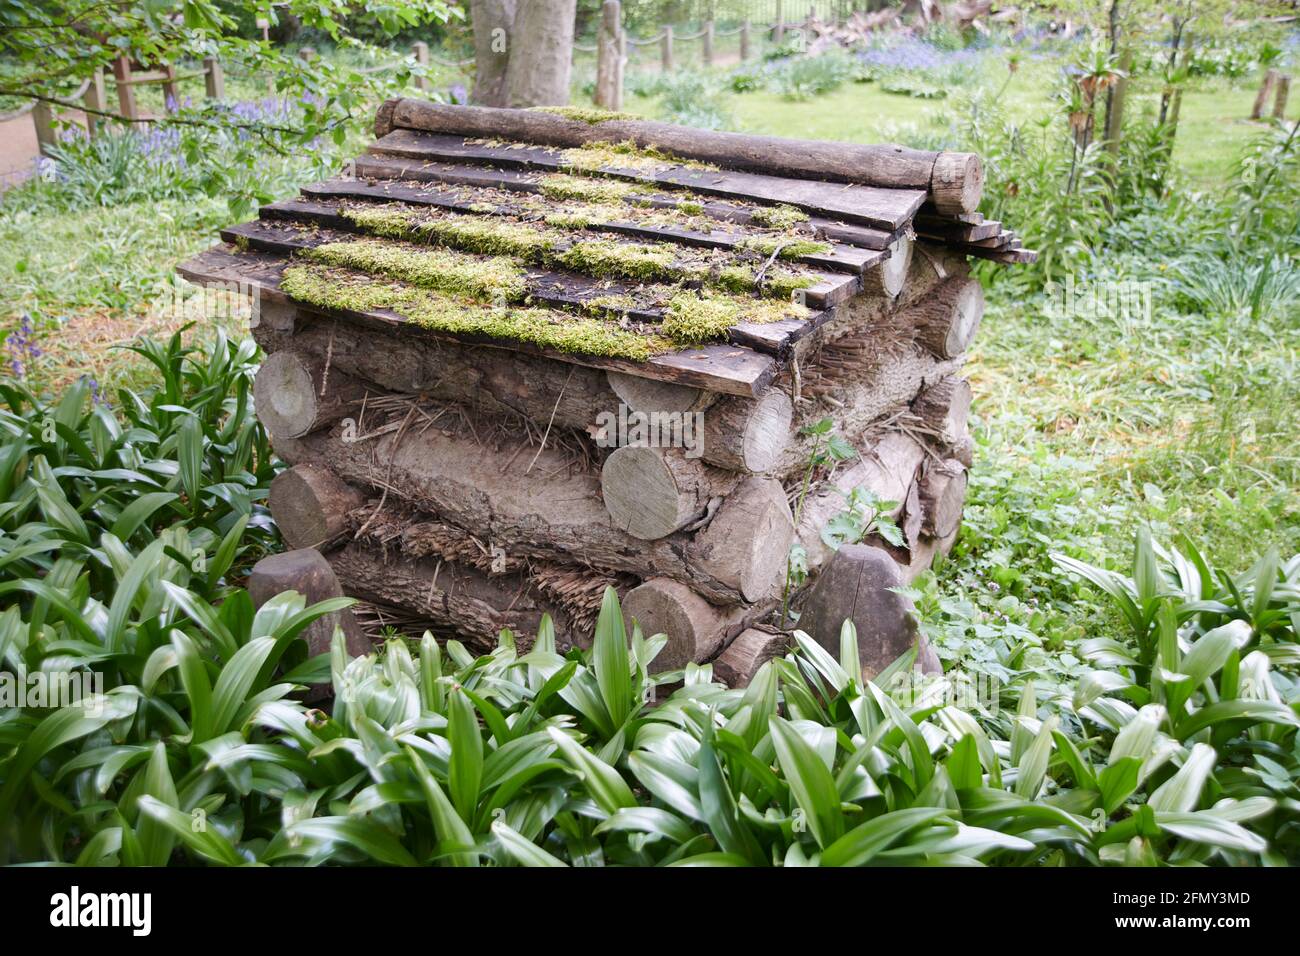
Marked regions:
[595,0,623,111]
[256,17,274,94]
[1103,48,1132,154]
[84,67,107,135]
[661,25,674,71]
[161,63,179,111]
[1274,74,1292,120]
[740,19,752,60]
[412,41,429,91]
[774,0,786,43]
[204,57,225,100]
[1252,68,1278,120]
[702,20,714,66]
[112,55,139,122]
[32,100,57,155]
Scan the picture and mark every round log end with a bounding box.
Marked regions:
[799,543,921,679]
[607,370,712,415]
[601,445,687,540]
[255,351,319,439]
[919,460,968,540]
[623,578,728,673]
[693,475,794,602]
[946,279,984,357]
[875,234,914,298]
[375,97,399,138]
[930,151,984,216]
[738,388,793,474]
[269,463,367,551]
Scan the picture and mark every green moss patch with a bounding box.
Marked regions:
[737,236,833,259]
[661,291,809,345]
[748,204,810,229]
[538,174,643,204]
[560,139,716,175]
[303,240,528,303]
[529,106,639,124]
[341,203,816,296]
[281,264,665,360]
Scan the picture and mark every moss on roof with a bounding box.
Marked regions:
[340,203,818,297]
[560,139,716,175]
[281,264,667,361]
[528,106,639,124]
[303,240,528,303]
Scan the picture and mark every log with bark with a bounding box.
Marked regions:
[272,422,792,606]
[327,540,586,652]
[254,350,371,440]
[254,310,795,476]
[373,100,984,215]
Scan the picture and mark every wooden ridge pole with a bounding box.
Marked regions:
[375,99,984,214]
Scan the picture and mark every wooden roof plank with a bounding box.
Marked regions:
[254,196,858,311]
[368,130,925,232]
[177,245,780,396]
[302,172,885,276]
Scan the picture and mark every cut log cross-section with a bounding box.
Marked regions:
[601,445,739,540]
[918,458,968,540]
[912,376,973,450]
[254,349,370,440]
[701,388,794,474]
[863,234,914,299]
[274,422,785,605]
[691,475,794,602]
[269,463,368,551]
[712,629,788,687]
[622,578,751,673]
[910,276,984,360]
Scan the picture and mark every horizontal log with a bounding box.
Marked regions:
[273,421,788,605]
[254,310,792,476]
[794,431,928,578]
[622,578,752,673]
[375,100,982,216]
[912,376,972,449]
[710,628,788,688]
[601,445,739,540]
[910,276,984,360]
[269,463,368,551]
[328,541,582,652]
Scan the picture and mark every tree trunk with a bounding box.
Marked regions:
[471,0,575,109]
[506,0,577,107]
[470,0,517,107]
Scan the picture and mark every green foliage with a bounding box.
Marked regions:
[6,577,1294,865]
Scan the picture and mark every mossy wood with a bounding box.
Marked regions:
[373,99,984,216]
[174,103,1033,685]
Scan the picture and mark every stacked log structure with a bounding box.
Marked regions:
[180,102,1031,685]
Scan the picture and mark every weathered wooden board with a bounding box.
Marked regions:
[315,165,902,253]
[298,174,886,276]
[250,198,861,311]
[961,245,1038,264]
[368,129,926,232]
[915,216,1003,242]
[178,245,781,396]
